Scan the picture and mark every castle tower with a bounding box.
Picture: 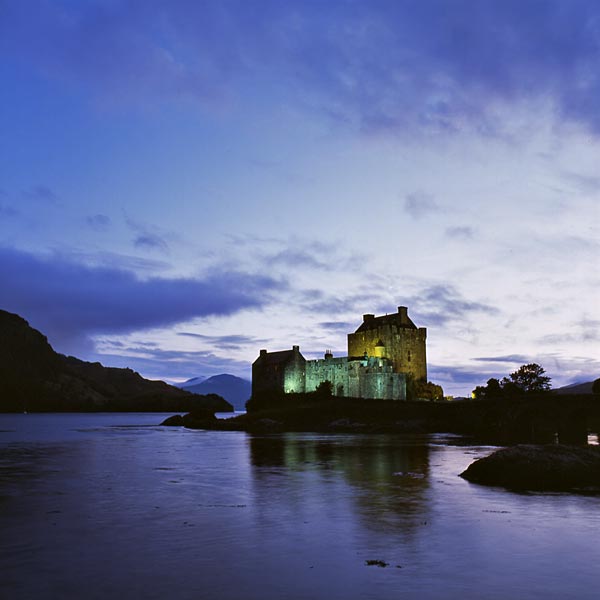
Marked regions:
[347,306,427,381]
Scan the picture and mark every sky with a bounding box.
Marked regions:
[0,0,599,396]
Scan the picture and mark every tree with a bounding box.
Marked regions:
[505,363,551,394]
[406,375,444,401]
[472,365,551,399]
[315,380,333,398]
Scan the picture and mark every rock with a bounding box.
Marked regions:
[181,410,217,429]
[365,560,389,567]
[160,415,185,426]
[460,444,600,491]
[160,409,217,428]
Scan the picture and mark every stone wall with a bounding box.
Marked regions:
[305,357,349,396]
[283,352,307,394]
[347,358,407,400]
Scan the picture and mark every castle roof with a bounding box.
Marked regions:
[354,306,418,333]
[253,347,305,366]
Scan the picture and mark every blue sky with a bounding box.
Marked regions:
[1,0,599,395]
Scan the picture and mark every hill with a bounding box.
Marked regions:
[182,374,251,411]
[0,309,233,413]
[177,376,207,387]
[554,380,596,395]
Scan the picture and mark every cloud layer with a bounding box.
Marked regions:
[0,247,284,353]
[5,1,600,136]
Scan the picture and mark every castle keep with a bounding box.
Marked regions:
[252,306,427,401]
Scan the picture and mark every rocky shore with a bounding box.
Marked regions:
[460,444,600,492]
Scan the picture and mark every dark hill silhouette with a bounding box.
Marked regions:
[554,380,595,395]
[182,374,251,411]
[0,309,232,413]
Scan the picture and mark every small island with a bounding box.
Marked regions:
[460,445,600,492]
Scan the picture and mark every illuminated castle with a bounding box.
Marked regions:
[252,306,426,401]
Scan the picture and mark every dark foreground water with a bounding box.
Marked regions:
[1,414,599,599]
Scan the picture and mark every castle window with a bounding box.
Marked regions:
[408,351,411,362]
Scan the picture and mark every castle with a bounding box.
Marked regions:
[252,306,426,401]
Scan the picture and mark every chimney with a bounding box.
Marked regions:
[292,345,300,352]
[260,349,267,356]
[363,314,374,322]
[398,306,408,323]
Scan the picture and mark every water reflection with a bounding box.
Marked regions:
[248,434,430,535]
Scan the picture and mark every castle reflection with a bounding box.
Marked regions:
[248,433,431,536]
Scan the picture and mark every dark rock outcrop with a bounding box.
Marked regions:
[161,408,218,429]
[460,444,600,491]
[0,309,233,413]
[161,415,185,426]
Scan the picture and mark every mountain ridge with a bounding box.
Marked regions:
[181,374,251,411]
[0,309,233,413]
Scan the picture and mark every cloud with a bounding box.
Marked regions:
[64,249,173,274]
[561,171,600,194]
[7,2,600,137]
[125,215,172,253]
[298,289,384,316]
[537,316,600,344]
[92,347,252,381]
[445,226,475,240]
[0,204,19,218]
[86,214,111,231]
[177,332,266,350]
[23,185,60,205]
[134,233,170,253]
[473,354,531,364]
[268,249,330,271]
[0,246,286,355]
[412,283,499,327]
[404,192,440,219]
[318,321,355,333]
[256,238,363,274]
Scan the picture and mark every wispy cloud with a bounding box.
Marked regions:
[23,185,60,205]
[472,354,531,364]
[412,283,499,327]
[269,249,330,271]
[134,233,170,253]
[445,226,475,240]
[404,192,441,220]
[86,214,111,231]
[318,321,355,333]
[0,204,19,218]
[126,216,171,254]
[177,331,267,350]
[561,170,600,194]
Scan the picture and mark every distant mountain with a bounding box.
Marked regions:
[0,309,233,413]
[176,376,207,388]
[182,374,251,411]
[554,380,597,395]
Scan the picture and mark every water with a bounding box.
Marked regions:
[1,414,599,599]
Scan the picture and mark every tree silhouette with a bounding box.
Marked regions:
[472,364,551,399]
[504,363,551,393]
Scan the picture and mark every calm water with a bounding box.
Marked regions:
[1,414,599,599]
